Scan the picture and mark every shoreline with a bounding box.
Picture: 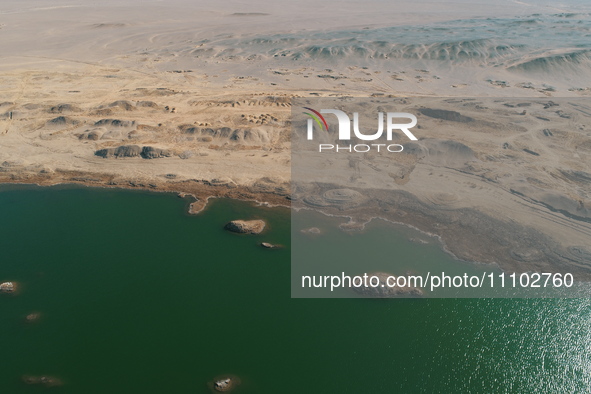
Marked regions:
[0,175,503,274]
[4,175,505,279]
[0,170,291,213]
[3,171,585,280]
[0,176,500,274]
[291,184,591,280]
[3,172,590,279]
[292,205,503,273]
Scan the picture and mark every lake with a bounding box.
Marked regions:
[0,185,589,393]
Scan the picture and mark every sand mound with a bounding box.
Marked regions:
[402,139,475,168]
[95,145,172,159]
[108,100,136,111]
[78,127,106,140]
[100,130,124,139]
[422,140,475,167]
[47,116,80,126]
[323,189,363,204]
[141,146,172,159]
[183,126,273,144]
[508,49,591,74]
[95,145,141,158]
[94,119,135,128]
[418,108,474,122]
[136,101,160,108]
[49,103,82,113]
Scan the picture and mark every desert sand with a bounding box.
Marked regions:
[0,0,590,276]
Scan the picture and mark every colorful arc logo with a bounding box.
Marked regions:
[303,107,328,132]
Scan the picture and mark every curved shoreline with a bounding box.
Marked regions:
[2,169,590,280]
[0,170,291,213]
[292,184,591,280]
[1,175,500,275]
[292,205,503,273]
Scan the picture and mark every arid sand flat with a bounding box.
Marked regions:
[0,0,590,275]
[292,97,591,276]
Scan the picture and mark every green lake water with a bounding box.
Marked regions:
[1,185,590,393]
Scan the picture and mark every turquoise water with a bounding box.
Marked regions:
[1,185,590,393]
[291,209,498,298]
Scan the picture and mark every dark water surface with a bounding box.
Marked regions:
[0,185,589,393]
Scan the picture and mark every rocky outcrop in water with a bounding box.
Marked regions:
[25,312,41,323]
[22,375,62,387]
[0,281,16,293]
[353,272,424,297]
[300,227,321,234]
[214,378,233,392]
[225,219,266,234]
